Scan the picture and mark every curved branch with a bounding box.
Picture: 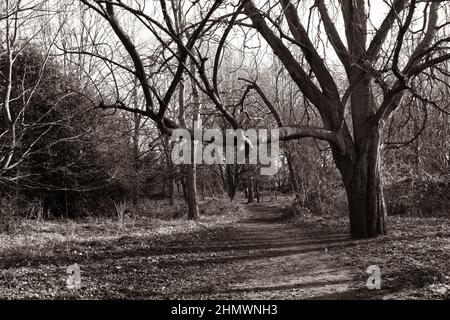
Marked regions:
[316,0,351,74]
[278,126,345,152]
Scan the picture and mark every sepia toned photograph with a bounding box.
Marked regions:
[0,0,449,304]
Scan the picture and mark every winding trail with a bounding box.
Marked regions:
[0,201,369,299]
[152,202,362,299]
[3,200,447,299]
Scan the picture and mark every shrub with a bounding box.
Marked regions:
[199,198,245,216]
[385,174,449,217]
[0,196,16,233]
[303,181,348,216]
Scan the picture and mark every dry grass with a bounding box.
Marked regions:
[282,205,450,299]
[1,199,243,255]
[0,198,244,299]
[1,197,447,299]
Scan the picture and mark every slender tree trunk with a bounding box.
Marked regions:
[201,178,205,201]
[268,183,273,200]
[208,183,216,199]
[184,61,200,220]
[413,102,421,173]
[185,157,199,219]
[254,176,261,203]
[132,111,141,208]
[177,68,199,219]
[2,18,16,172]
[247,176,254,203]
[169,177,175,206]
[225,164,239,200]
[180,177,187,201]
[284,142,301,201]
[162,136,176,206]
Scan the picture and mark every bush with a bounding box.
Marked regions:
[132,198,245,220]
[303,181,348,216]
[289,172,449,218]
[283,201,313,219]
[385,174,450,217]
[199,198,245,216]
[0,196,16,233]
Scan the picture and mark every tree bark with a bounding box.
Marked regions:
[185,156,199,220]
[247,176,254,203]
[185,60,201,220]
[180,177,187,201]
[200,175,205,201]
[254,175,261,203]
[169,177,176,206]
[334,124,387,239]
[131,110,141,208]
[284,142,301,201]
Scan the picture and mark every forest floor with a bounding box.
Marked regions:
[0,200,449,299]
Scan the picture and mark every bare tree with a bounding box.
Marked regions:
[0,0,66,182]
[236,0,450,238]
[73,0,450,238]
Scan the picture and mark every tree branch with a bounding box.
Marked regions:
[316,0,351,74]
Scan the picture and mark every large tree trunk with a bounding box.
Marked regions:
[335,124,387,239]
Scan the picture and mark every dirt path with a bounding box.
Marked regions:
[146,202,363,299]
[0,202,373,299]
[3,200,448,299]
